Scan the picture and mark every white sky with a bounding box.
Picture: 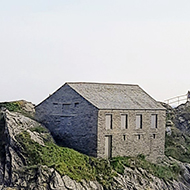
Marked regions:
[0,0,190,105]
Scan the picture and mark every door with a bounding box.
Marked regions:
[105,135,112,158]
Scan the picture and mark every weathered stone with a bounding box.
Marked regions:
[1,105,190,190]
[80,180,92,190]
[62,175,77,189]
[35,82,166,162]
[27,130,45,146]
[49,170,66,189]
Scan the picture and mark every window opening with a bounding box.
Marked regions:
[106,114,112,129]
[151,114,158,128]
[75,102,79,107]
[121,114,128,129]
[136,114,142,129]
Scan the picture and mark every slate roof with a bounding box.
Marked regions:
[67,82,165,110]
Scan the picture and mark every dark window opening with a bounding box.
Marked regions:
[75,102,79,107]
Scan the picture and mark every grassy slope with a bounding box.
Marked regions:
[1,101,183,185]
[16,129,115,188]
[16,128,181,185]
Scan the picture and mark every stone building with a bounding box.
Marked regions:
[35,82,166,161]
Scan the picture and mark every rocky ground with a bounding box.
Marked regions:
[1,101,190,189]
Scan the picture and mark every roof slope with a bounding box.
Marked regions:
[67,82,165,110]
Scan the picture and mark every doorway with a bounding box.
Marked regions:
[105,135,112,158]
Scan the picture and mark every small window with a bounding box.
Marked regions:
[153,134,156,139]
[137,134,141,140]
[136,114,142,129]
[53,103,58,108]
[106,114,112,129]
[75,102,79,107]
[151,114,157,128]
[123,135,126,141]
[121,114,128,129]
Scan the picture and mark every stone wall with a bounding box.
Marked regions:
[35,84,98,157]
[35,83,166,161]
[97,109,166,162]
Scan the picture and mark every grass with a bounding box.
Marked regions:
[110,155,181,181]
[0,101,21,112]
[0,101,35,119]
[16,129,182,187]
[30,125,48,134]
[16,130,115,188]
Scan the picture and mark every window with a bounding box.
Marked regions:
[137,134,141,140]
[153,134,156,139]
[151,114,157,128]
[75,102,79,107]
[123,135,126,141]
[136,114,142,129]
[106,114,112,129]
[121,114,128,129]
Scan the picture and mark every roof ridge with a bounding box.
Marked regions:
[67,82,139,86]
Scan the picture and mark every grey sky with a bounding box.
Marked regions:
[0,0,190,104]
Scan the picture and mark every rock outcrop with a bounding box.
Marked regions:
[1,108,190,189]
[0,109,105,190]
[174,101,190,134]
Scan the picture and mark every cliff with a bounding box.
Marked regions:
[0,101,190,189]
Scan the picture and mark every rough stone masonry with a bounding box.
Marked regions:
[35,82,166,162]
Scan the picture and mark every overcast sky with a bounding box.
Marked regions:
[0,0,190,105]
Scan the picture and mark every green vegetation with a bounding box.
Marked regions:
[30,125,48,134]
[0,101,21,112]
[16,129,182,187]
[110,155,181,181]
[16,131,115,188]
[0,101,34,119]
[165,127,190,163]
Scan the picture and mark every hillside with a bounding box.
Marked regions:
[163,101,190,163]
[0,101,190,189]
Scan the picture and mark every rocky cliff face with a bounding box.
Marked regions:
[1,106,190,189]
[174,101,190,134]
